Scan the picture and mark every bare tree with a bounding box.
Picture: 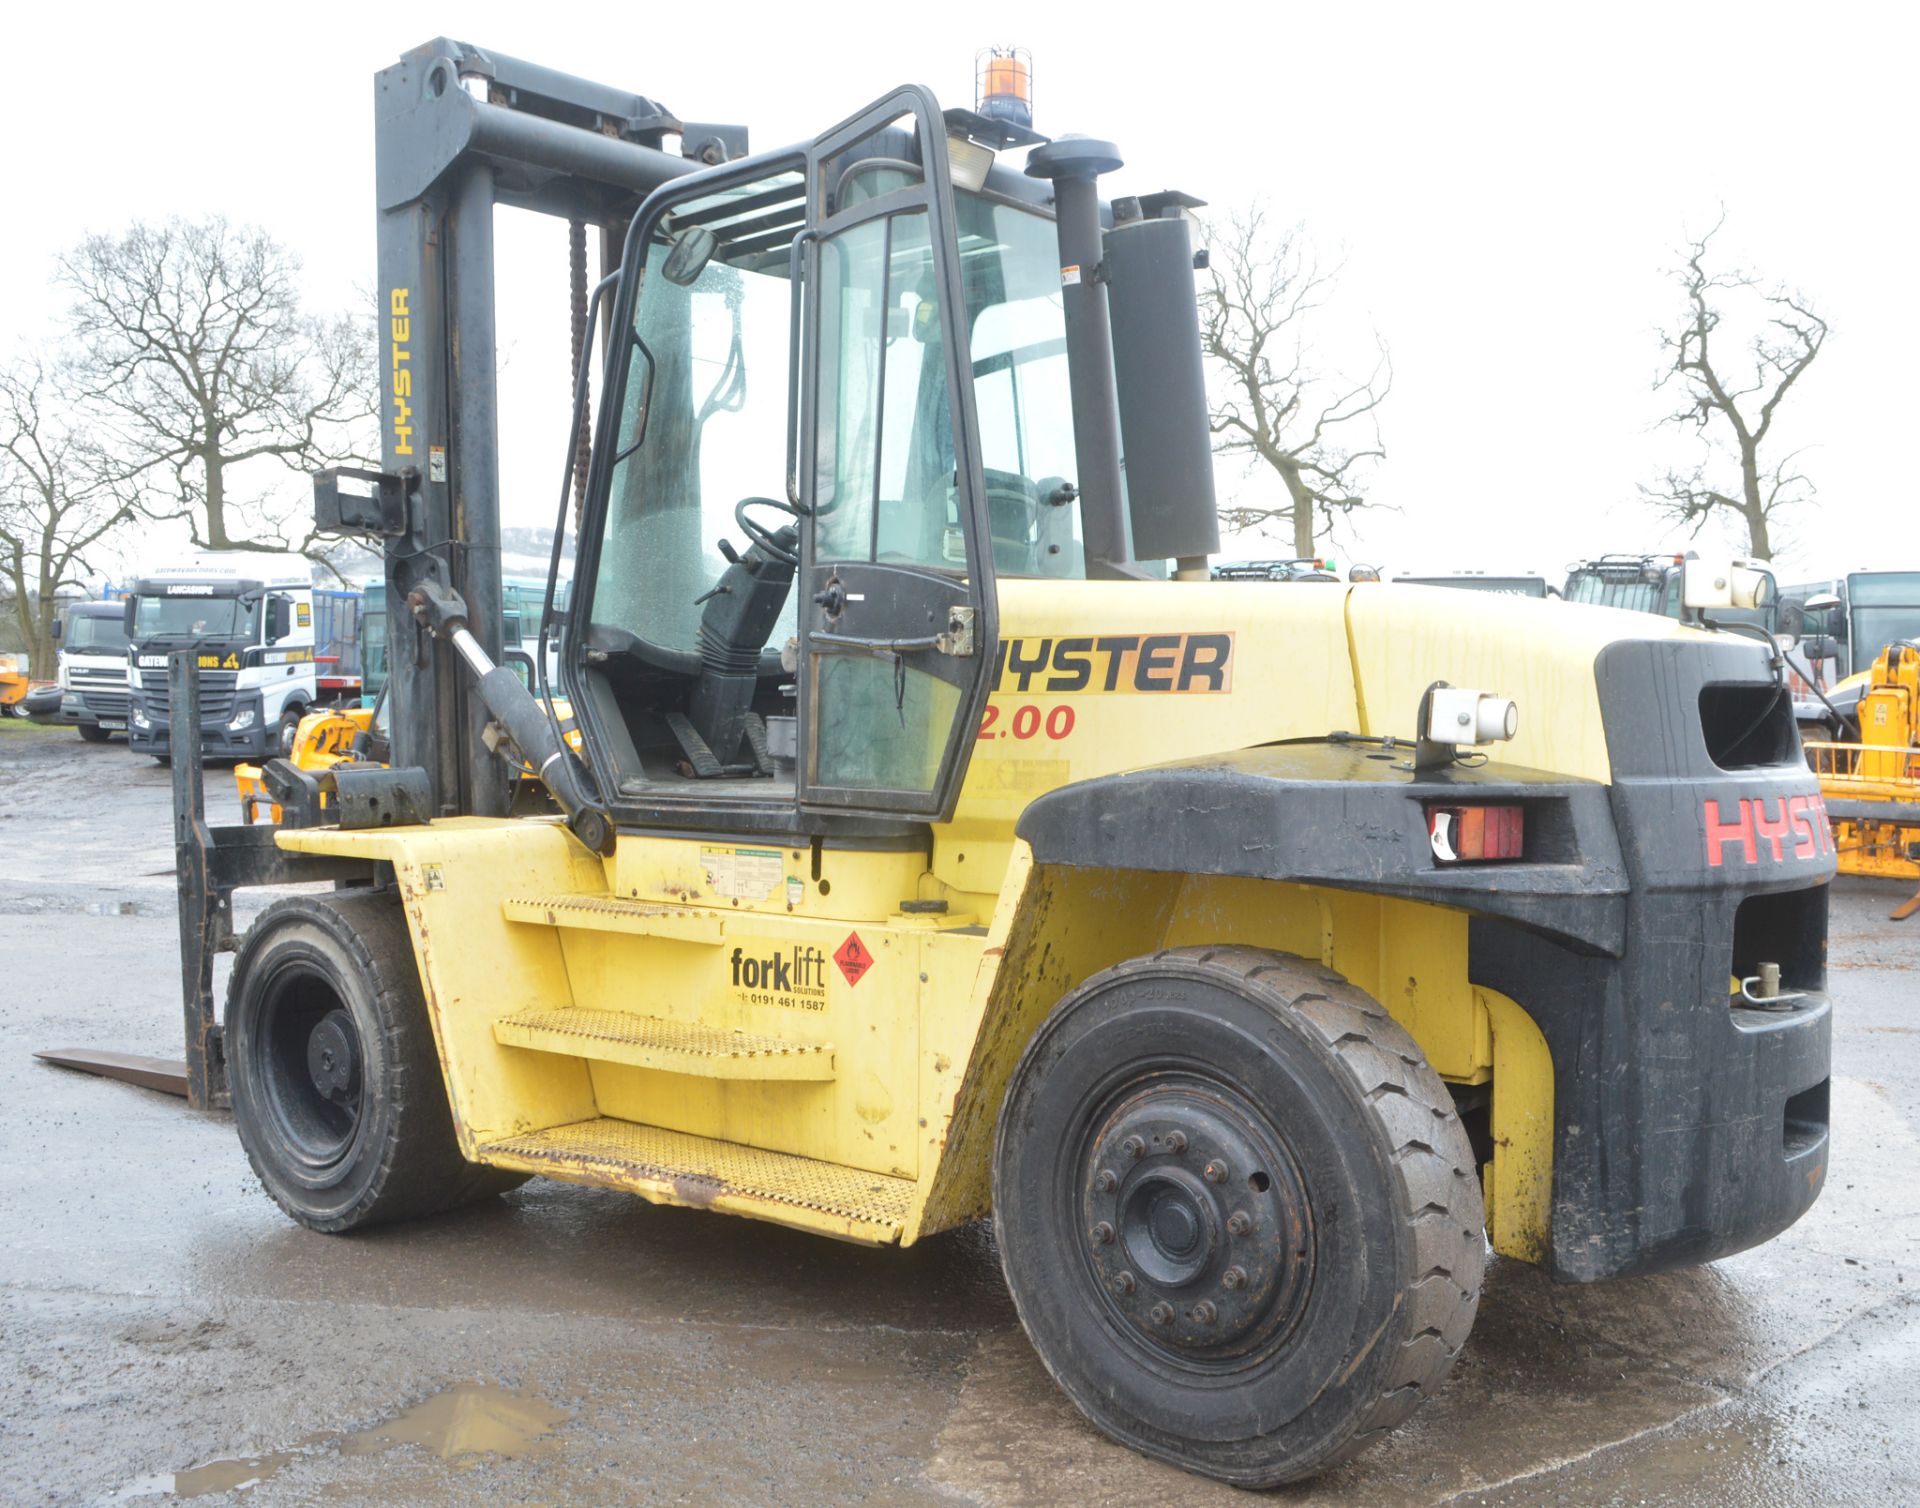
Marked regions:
[1646,214,1827,561]
[1201,207,1390,557]
[0,357,142,672]
[58,217,375,561]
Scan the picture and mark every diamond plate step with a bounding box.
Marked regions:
[503,894,725,944]
[477,1117,912,1244]
[494,1007,835,1080]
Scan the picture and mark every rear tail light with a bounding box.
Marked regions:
[1427,803,1524,862]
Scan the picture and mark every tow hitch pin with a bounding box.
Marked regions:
[1740,962,1807,1009]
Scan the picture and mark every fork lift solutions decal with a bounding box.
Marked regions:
[730,943,829,1011]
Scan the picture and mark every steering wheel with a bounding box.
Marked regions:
[734,496,803,568]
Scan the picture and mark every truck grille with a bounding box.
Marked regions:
[140,668,237,722]
[69,663,129,718]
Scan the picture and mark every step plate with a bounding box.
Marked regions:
[478,1117,913,1244]
[494,1007,835,1081]
[503,894,725,944]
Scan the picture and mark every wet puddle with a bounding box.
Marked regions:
[111,1382,570,1499]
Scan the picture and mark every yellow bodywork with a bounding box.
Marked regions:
[276,581,1683,1261]
[0,654,31,710]
[1808,641,1920,881]
[237,706,373,824]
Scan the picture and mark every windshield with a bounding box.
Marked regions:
[959,193,1080,577]
[594,170,805,659]
[1847,573,1920,670]
[1565,573,1669,614]
[133,593,258,641]
[362,601,387,697]
[66,613,129,652]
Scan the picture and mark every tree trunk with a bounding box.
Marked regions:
[204,443,230,550]
[1277,458,1317,557]
[1738,442,1771,560]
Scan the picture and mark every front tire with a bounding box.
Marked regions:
[226,890,526,1232]
[275,705,304,758]
[993,946,1485,1488]
[78,723,112,743]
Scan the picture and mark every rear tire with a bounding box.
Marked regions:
[78,724,112,743]
[226,890,527,1232]
[993,946,1485,1487]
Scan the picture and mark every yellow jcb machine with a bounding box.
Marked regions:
[1806,638,1920,917]
[162,41,1836,1486]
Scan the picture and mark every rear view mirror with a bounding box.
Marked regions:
[266,595,291,642]
[123,598,137,637]
[1802,592,1842,616]
[661,225,718,287]
[50,617,62,642]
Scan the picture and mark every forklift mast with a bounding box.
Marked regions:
[336,39,742,819]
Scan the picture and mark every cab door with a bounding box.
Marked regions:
[795,88,998,820]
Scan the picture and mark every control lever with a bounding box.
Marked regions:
[407,581,616,856]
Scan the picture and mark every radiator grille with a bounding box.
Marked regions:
[140,668,238,721]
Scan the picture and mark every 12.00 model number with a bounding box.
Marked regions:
[978,702,1076,741]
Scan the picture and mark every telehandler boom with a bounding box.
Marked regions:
[166,40,1837,1486]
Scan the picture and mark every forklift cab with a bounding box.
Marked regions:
[569,89,1080,824]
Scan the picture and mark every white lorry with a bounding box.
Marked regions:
[53,599,135,740]
[124,553,318,762]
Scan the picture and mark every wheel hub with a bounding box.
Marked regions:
[1083,1089,1314,1355]
[305,1009,360,1105]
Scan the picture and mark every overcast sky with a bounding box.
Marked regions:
[2,2,1911,584]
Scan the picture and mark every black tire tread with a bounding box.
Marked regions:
[998,944,1485,1486]
[229,890,526,1232]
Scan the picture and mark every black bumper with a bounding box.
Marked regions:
[130,712,271,758]
[1471,638,1834,1281]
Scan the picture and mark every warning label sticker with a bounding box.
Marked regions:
[834,931,874,987]
[701,846,783,902]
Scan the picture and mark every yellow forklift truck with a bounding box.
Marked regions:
[162,41,1836,1486]
[1806,638,1920,916]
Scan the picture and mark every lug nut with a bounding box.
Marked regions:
[1093,1168,1117,1193]
[1191,1301,1218,1325]
[1222,1265,1248,1291]
[1089,1220,1115,1246]
[1227,1210,1252,1236]
[1149,1302,1175,1326]
[1203,1159,1231,1184]
[1122,1135,1146,1161]
[1164,1129,1188,1154]
[1110,1270,1136,1296]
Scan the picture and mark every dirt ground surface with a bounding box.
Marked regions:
[3,720,1917,1506]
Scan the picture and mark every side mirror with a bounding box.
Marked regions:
[1802,591,1842,614]
[122,598,137,637]
[266,595,291,642]
[661,225,718,288]
[50,617,62,642]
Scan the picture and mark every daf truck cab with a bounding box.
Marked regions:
[53,600,134,740]
[125,553,317,761]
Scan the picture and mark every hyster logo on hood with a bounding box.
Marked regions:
[1704,794,1833,866]
[991,633,1234,695]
